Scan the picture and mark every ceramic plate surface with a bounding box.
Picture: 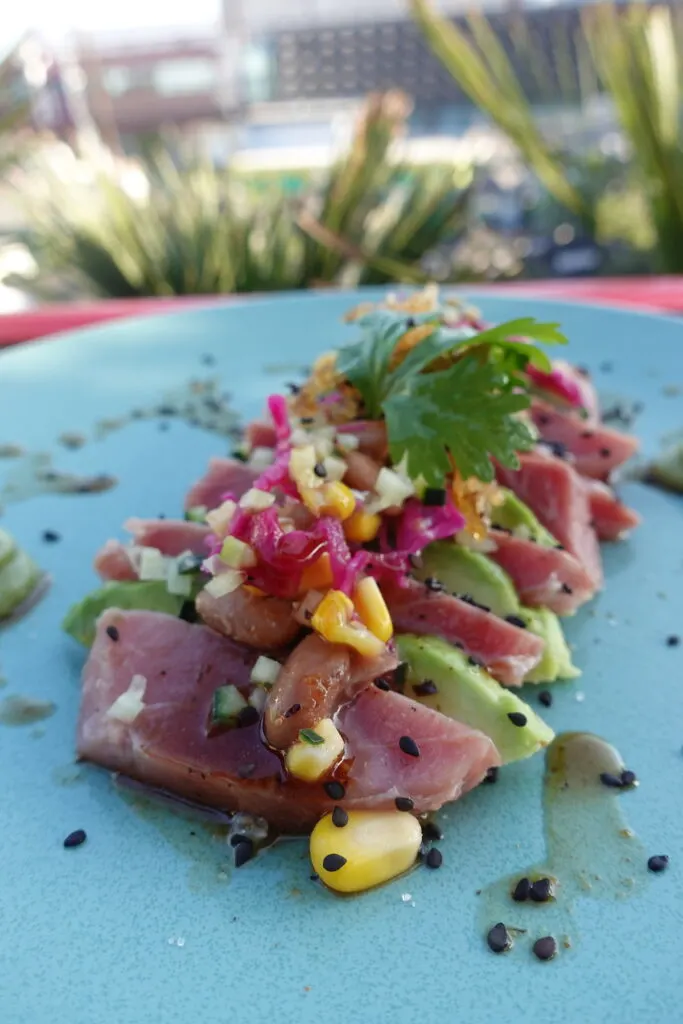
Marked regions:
[1,291,681,1024]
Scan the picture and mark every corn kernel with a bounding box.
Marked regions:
[285,718,344,782]
[353,576,393,643]
[344,508,382,544]
[318,481,356,521]
[310,810,422,893]
[299,553,334,592]
[311,590,385,658]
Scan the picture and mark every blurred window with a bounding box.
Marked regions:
[152,59,215,96]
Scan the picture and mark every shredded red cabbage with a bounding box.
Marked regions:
[268,394,291,445]
[527,364,583,407]
[395,497,466,554]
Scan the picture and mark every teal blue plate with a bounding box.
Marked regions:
[1,292,681,1024]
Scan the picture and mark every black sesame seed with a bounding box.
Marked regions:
[300,417,314,425]
[561,583,573,595]
[63,829,86,849]
[286,382,301,395]
[234,839,254,868]
[425,847,443,869]
[512,877,531,902]
[581,430,595,439]
[505,615,528,629]
[468,655,485,669]
[237,706,260,728]
[375,678,391,691]
[538,690,553,708]
[648,855,669,873]
[313,462,327,478]
[423,487,447,507]
[413,679,438,697]
[284,703,302,719]
[105,625,120,642]
[424,576,444,592]
[600,772,624,788]
[395,796,414,812]
[537,413,550,426]
[487,922,512,954]
[231,449,248,462]
[406,317,416,328]
[483,766,499,784]
[322,853,347,872]
[229,833,250,847]
[620,769,638,788]
[577,366,590,377]
[309,872,319,881]
[422,821,443,842]
[533,936,557,961]
[399,735,420,757]
[600,447,612,458]
[555,543,565,550]
[666,635,680,647]
[508,712,527,727]
[530,877,553,903]
[324,781,345,801]
[394,663,408,686]
[332,806,349,828]
[42,529,60,543]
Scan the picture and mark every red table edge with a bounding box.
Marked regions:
[1,278,682,347]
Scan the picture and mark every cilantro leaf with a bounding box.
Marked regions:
[336,310,435,418]
[384,355,537,485]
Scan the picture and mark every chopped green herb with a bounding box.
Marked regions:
[337,311,566,484]
[184,505,207,523]
[299,728,325,745]
[208,685,247,736]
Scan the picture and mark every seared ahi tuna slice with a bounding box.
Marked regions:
[531,399,638,480]
[531,360,600,425]
[339,686,500,810]
[264,633,398,749]
[489,530,596,615]
[196,585,301,650]
[95,519,210,582]
[383,578,543,686]
[184,457,259,512]
[497,451,603,590]
[586,481,641,541]
[78,611,499,832]
[245,419,277,451]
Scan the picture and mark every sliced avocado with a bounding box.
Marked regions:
[0,528,17,571]
[520,607,581,684]
[493,488,557,547]
[416,542,520,618]
[0,548,43,618]
[63,580,186,647]
[397,634,554,763]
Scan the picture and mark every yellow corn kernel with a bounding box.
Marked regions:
[310,810,422,893]
[353,576,393,643]
[285,718,345,782]
[344,508,382,544]
[311,590,385,658]
[318,481,356,521]
[220,536,257,569]
[299,553,334,592]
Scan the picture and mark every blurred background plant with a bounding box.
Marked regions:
[1,1,683,307]
[410,0,683,274]
[13,91,471,299]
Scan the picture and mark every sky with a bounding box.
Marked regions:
[2,0,220,50]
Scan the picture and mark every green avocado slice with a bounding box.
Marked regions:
[520,607,580,684]
[416,542,520,618]
[493,488,557,547]
[0,528,18,571]
[0,548,43,618]
[63,580,187,647]
[397,634,554,763]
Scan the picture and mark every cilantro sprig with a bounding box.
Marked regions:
[336,309,567,484]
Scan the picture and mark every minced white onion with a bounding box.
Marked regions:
[107,674,147,723]
[335,433,360,452]
[166,558,193,597]
[247,446,275,470]
[365,466,415,515]
[206,499,236,537]
[239,488,276,511]
[323,455,347,482]
[248,688,268,712]
[250,655,281,687]
[204,570,244,598]
[138,547,168,581]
